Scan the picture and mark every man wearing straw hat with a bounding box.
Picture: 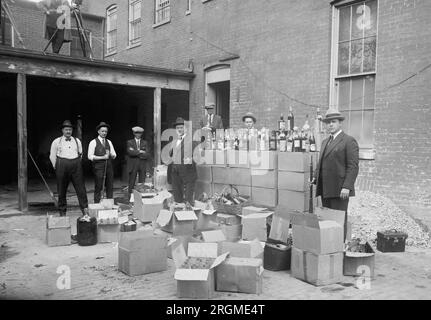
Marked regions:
[312,109,359,240]
[88,122,117,203]
[126,126,150,196]
[49,120,88,216]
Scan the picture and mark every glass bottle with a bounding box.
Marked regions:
[278,114,286,131]
[286,130,293,152]
[287,106,294,132]
[279,130,287,152]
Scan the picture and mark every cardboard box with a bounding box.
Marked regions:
[212,167,230,184]
[249,151,278,170]
[201,230,226,242]
[278,152,313,172]
[172,242,229,299]
[251,169,277,188]
[212,183,252,197]
[274,205,295,220]
[269,214,291,244]
[88,203,105,218]
[216,213,241,226]
[97,224,120,243]
[241,212,273,242]
[196,165,213,182]
[278,189,310,212]
[278,171,308,192]
[291,247,344,286]
[194,209,218,231]
[291,212,344,255]
[218,239,264,259]
[226,150,249,168]
[166,235,203,260]
[100,198,115,209]
[118,230,168,276]
[201,150,226,166]
[242,206,268,216]
[132,190,164,223]
[97,209,119,225]
[343,242,375,278]
[251,187,278,207]
[220,224,242,242]
[156,209,198,236]
[216,257,264,294]
[227,167,251,186]
[195,181,213,199]
[46,215,71,247]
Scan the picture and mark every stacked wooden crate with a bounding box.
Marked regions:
[250,151,278,207]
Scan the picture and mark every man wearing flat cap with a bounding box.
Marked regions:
[88,122,117,203]
[49,120,88,216]
[169,117,197,204]
[126,126,150,196]
[199,104,224,130]
[312,109,359,240]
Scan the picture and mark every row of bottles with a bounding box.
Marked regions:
[202,107,321,152]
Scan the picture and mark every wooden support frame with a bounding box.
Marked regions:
[17,73,28,212]
[153,87,162,166]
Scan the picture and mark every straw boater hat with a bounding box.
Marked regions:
[61,120,73,129]
[132,126,144,133]
[242,112,257,123]
[321,110,345,123]
[173,117,185,127]
[96,122,111,131]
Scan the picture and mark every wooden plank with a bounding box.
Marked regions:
[0,56,190,91]
[153,87,162,166]
[17,73,28,212]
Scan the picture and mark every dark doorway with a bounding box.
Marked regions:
[208,80,230,128]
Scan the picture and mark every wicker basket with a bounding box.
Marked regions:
[212,185,250,215]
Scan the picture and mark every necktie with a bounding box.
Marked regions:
[65,137,71,141]
[137,139,140,149]
[328,135,334,145]
[102,138,106,147]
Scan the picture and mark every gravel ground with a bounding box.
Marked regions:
[349,191,431,249]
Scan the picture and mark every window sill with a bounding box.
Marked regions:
[105,51,117,58]
[185,10,191,16]
[127,42,141,50]
[152,20,171,29]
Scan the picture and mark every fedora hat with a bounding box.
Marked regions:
[61,120,73,129]
[96,121,111,131]
[132,126,144,133]
[321,110,345,123]
[204,103,215,109]
[173,117,185,127]
[242,112,256,123]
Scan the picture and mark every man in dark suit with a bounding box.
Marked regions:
[313,110,359,240]
[126,126,150,196]
[199,104,224,130]
[169,117,197,205]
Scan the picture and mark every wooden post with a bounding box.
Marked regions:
[17,73,28,212]
[153,87,162,166]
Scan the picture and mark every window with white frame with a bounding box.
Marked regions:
[331,0,378,149]
[186,0,191,14]
[154,0,170,25]
[129,0,142,45]
[106,5,118,55]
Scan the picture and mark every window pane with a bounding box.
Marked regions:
[365,0,377,37]
[351,3,364,39]
[350,39,363,74]
[363,36,376,72]
[338,79,350,110]
[362,110,374,145]
[351,77,363,111]
[339,6,351,42]
[364,75,375,108]
[338,42,350,75]
[349,110,362,141]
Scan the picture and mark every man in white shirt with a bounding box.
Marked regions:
[49,120,88,216]
[87,122,117,203]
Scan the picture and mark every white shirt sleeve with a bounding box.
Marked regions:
[87,139,96,161]
[108,140,117,159]
[49,138,59,168]
[76,138,83,156]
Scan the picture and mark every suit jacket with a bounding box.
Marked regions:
[126,138,150,173]
[315,131,359,199]
[167,135,197,183]
[199,114,224,130]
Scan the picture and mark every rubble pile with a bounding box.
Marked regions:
[349,191,431,248]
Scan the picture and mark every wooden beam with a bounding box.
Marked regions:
[0,56,190,91]
[153,87,162,166]
[17,73,28,212]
